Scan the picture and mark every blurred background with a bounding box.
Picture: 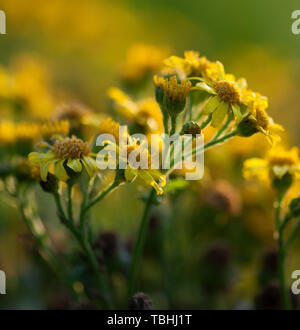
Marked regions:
[0,0,300,309]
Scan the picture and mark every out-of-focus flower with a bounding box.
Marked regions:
[54,102,92,132]
[28,136,97,181]
[98,117,122,142]
[120,44,169,86]
[164,50,221,81]
[9,56,55,118]
[0,120,40,145]
[243,146,300,184]
[203,180,242,216]
[129,292,154,310]
[39,120,69,140]
[108,87,163,134]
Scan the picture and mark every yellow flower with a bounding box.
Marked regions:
[108,87,163,134]
[100,122,166,195]
[98,117,122,142]
[10,55,55,118]
[120,43,169,85]
[243,146,300,184]
[39,120,69,140]
[0,120,40,145]
[196,64,248,127]
[164,50,221,81]
[28,136,98,182]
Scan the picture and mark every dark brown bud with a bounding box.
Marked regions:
[129,292,154,310]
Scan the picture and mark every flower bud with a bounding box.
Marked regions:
[236,115,259,137]
[180,121,201,137]
[163,76,191,116]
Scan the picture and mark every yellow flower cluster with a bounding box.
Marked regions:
[0,120,69,145]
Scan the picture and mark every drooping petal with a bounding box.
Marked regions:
[67,158,82,172]
[54,159,69,181]
[211,102,228,127]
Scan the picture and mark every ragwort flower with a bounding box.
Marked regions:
[243,146,300,184]
[28,136,98,181]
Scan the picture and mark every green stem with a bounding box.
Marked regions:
[275,193,291,310]
[285,218,300,250]
[82,179,120,217]
[67,183,74,223]
[200,114,212,129]
[53,190,114,309]
[74,226,114,309]
[160,105,169,135]
[128,188,156,297]
[170,115,177,136]
[211,114,233,141]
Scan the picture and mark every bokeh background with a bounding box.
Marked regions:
[0,0,300,309]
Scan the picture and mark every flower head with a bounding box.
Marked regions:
[29,135,97,182]
[108,87,163,134]
[99,121,166,195]
[164,51,221,81]
[197,73,247,127]
[120,44,169,85]
[243,146,300,185]
[237,108,284,145]
[39,120,69,140]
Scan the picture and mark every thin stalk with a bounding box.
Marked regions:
[200,114,212,129]
[128,188,156,297]
[67,183,74,223]
[160,105,169,135]
[82,180,120,216]
[285,218,300,250]
[211,114,233,141]
[53,190,114,309]
[275,193,292,310]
